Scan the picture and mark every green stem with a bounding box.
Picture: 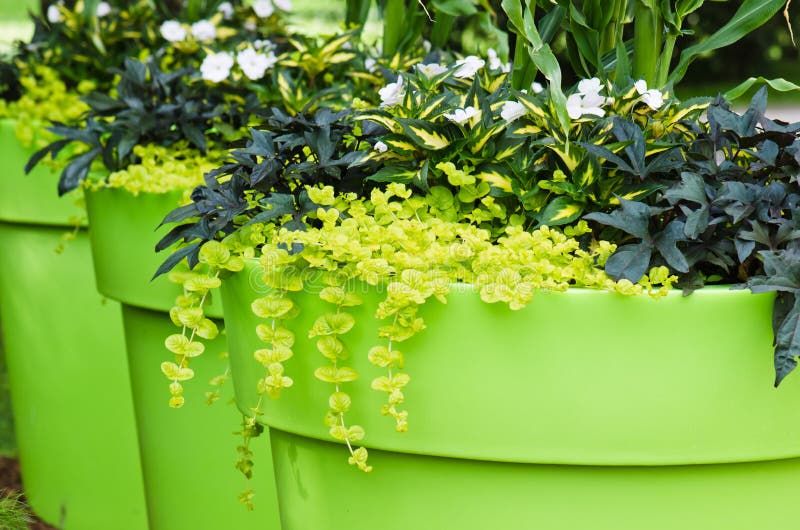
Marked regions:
[345,0,371,28]
[511,34,536,90]
[382,0,406,57]
[600,0,626,56]
[430,13,455,51]
[632,0,662,86]
[655,33,677,89]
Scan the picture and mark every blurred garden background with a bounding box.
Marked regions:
[0,0,798,458]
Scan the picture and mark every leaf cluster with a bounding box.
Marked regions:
[28,58,259,195]
[584,88,800,384]
[20,0,163,92]
[154,107,379,276]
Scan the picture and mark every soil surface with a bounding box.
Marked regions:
[0,456,57,529]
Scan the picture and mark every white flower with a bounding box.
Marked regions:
[244,20,257,31]
[577,77,603,98]
[191,20,217,41]
[253,39,272,50]
[237,48,277,80]
[374,141,388,153]
[253,0,275,18]
[454,56,484,78]
[566,93,605,120]
[500,101,526,123]
[217,1,234,19]
[443,106,479,125]
[46,4,62,23]
[422,40,431,53]
[531,82,544,94]
[416,63,447,78]
[273,0,292,10]
[364,58,377,73]
[634,81,664,110]
[487,48,510,73]
[160,20,186,42]
[96,2,111,17]
[641,90,664,110]
[379,77,405,107]
[200,52,234,83]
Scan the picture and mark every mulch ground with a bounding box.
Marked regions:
[0,456,57,529]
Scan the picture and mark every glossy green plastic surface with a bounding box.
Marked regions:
[85,187,222,316]
[270,428,800,530]
[121,304,280,530]
[0,119,85,226]
[223,262,800,465]
[0,223,147,530]
[221,260,800,528]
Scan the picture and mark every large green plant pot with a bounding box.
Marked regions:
[222,261,800,529]
[0,122,146,529]
[0,119,85,226]
[85,186,280,530]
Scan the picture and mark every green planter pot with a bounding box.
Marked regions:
[0,120,147,529]
[222,261,800,529]
[84,186,280,530]
[0,120,86,226]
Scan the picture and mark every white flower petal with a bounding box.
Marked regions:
[253,0,275,18]
[273,0,292,11]
[531,82,544,94]
[200,52,234,83]
[641,89,664,110]
[583,106,605,118]
[444,106,478,125]
[96,2,111,17]
[191,20,216,41]
[634,79,648,95]
[46,4,62,23]
[374,141,388,153]
[577,77,603,97]
[379,77,405,107]
[566,94,584,120]
[454,56,485,78]
[160,21,187,42]
[237,48,277,80]
[500,101,526,123]
[416,63,447,78]
[217,2,234,19]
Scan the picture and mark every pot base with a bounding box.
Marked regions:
[0,223,146,529]
[121,304,280,530]
[271,427,800,530]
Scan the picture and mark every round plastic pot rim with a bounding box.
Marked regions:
[221,259,794,467]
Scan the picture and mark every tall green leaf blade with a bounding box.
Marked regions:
[724,77,800,101]
[667,0,788,85]
[502,0,571,137]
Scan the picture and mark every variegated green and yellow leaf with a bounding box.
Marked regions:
[398,119,451,150]
[476,170,513,192]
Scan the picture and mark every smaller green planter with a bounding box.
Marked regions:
[0,119,85,226]
[0,121,146,529]
[85,186,280,530]
[221,260,800,530]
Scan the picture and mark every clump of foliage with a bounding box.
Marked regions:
[153,106,379,275]
[159,180,677,477]
[27,58,258,195]
[0,64,91,148]
[583,88,800,384]
[0,491,33,530]
[19,0,289,93]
